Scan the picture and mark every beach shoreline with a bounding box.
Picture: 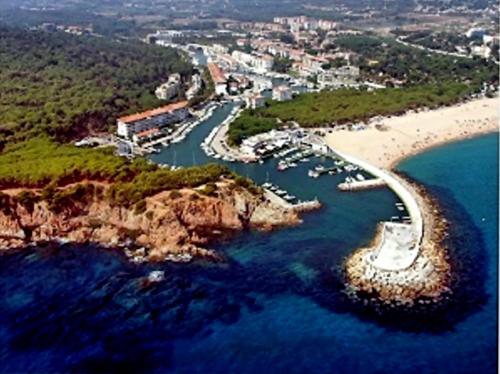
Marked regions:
[324,97,499,170]
[330,97,498,305]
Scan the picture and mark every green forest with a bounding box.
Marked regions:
[0,25,192,144]
[333,35,498,85]
[0,26,235,210]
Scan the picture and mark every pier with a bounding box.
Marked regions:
[337,178,386,191]
[263,188,321,212]
[332,148,424,271]
[202,105,255,162]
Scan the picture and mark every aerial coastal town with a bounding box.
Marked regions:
[8,0,496,301]
[69,8,499,303]
[64,11,499,307]
[95,11,499,164]
[0,0,498,372]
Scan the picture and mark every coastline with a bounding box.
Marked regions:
[0,181,304,263]
[344,175,451,306]
[387,124,499,170]
[324,97,499,170]
[327,97,498,306]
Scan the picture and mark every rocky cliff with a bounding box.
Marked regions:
[0,182,301,262]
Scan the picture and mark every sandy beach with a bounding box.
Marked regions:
[332,97,497,304]
[325,97,499,169]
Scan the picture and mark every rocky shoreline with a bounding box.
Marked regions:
[344,176,452,307]
[0,181,305,262]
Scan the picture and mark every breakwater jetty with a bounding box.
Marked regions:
[331,147,451,305]
[338,178,386,191]
[263,189,321,212]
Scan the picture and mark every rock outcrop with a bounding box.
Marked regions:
[0,182,301,262]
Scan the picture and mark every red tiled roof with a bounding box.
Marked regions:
[135,128,160,138]
[118,101,188,124]
[207,63,226,84]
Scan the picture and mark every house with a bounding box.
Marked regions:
[132,128,160,143]
[245,93,266,109]
[155,73,182,101]
[318,66,360,88]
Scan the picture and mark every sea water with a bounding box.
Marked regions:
[0,114,497,373]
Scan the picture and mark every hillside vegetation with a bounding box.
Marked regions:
[0,26,192,144]
[0,137,152,188]
[0,26,244,211]
[228,82,471,144]
[0,137,239,211]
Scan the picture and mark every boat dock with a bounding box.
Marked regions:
[202,105,250,162]
[263,188,321,212]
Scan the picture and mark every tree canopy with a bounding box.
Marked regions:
[0,25,192,144]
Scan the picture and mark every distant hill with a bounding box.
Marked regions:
[0,0,495,24]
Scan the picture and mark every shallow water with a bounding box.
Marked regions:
[0,103,497,373]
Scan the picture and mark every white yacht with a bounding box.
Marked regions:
[355,173,365,181]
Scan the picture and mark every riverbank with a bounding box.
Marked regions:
[324,97,498,169]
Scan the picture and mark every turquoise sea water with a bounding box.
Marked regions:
[0,105,497,373]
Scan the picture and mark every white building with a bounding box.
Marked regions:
[240,130,292,157]
[255,55,274,72]
[212,44,228,54]
[272,85,293,101]
[471,45,491,58]
[207,62,227,96]
[318,65,360,88]
[155,73,181,100]
[186,74,202,100]
[273,16,336,31]
[245,93,266,109]
[147,30,184,44]
[116,101,189,140]
[231,50,274,72]
[318,20,337,31]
